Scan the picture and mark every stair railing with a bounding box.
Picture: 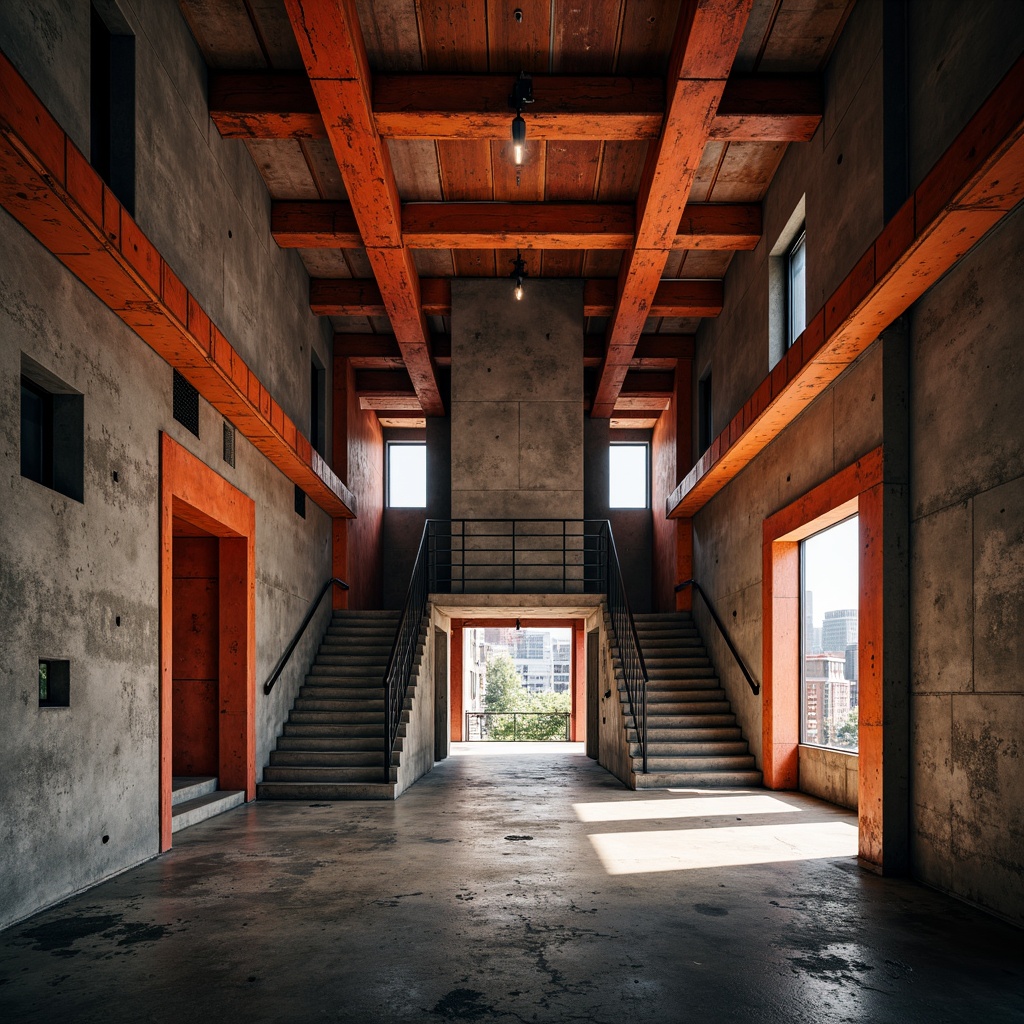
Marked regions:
[383,521,431,782]
[675,579,760,696]
[605,523,649,773]
[263,577,349,696]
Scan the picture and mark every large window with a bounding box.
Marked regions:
[21,356,84,503]
[800,515,859,750]
[387,441,426,508]
[609,443,648,509]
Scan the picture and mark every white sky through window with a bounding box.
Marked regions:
[610,444,647,508]
[802,516,858,625]
[388,443,426,507]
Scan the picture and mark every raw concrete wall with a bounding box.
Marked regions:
[908,206,1024,924]
[395,616,435,796]
[450,279,584,519]
[0,1,334,929]
[799,746,858,812]
[686,0,1024,923]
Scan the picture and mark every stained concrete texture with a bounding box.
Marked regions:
[2,746,1021,1024]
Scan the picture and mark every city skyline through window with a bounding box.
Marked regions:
[800,515,859,750]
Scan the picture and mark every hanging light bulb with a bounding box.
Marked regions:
[511,112,526,166]
[508,72,533,167]
[510,250,527,300]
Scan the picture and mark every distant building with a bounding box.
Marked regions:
[803,653,855,748]
[822,608,858,653]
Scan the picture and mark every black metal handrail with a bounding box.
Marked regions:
[465,711,571,742]
[383,521,431,781]
[675,578,760,696]
[263,577,349,696]
[606,524,648,772]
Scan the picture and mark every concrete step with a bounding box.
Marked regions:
[257,780,397,800]
[171,789,245,832]
[640,754,757,772]
[305,674,384,687]
[645,677,721,691]
[633,770,763,789]
[294,696,385,712]
[646,688,725,703]
[171,776,216,806]
[312,655,391,668]
[646,666,720,680]
[270,750,396,767]
[646,714,737,730]
[300,685,384,700]
[643,701,736,716]
[263,765,397,784]
[630,726,743,743]
[276,734,397,751]
[638,740,750,757]
[283,722,385,737]
[288,710,384,726]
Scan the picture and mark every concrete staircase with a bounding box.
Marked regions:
[171,776,244,832]
[627,611,762,789]
[257,609,402,800]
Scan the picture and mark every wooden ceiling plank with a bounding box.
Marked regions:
[283,0,443,416]
[593,0,754,418]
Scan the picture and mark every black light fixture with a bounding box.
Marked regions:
[510,250,527,301]
[508,71,533,166]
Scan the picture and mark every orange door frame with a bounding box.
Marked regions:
[160,433,256,850]
[449,618,587,744]
[762,447,887,869]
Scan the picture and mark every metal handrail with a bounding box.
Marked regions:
[263,577,349,696]
[383,521,431,781]
[606,524,649,772]
[675,578,760,696]
[465,711,571,742]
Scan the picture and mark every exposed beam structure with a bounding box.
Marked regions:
[273,200,760,251]
[336,333,694,369]
[313,279,722,319]
[592,0,754,418]
[209,71,820,144]
[667,53,1024,518]
[282,0,443,416]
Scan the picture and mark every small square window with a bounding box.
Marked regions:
[388,442,426,508]
[20,356,84,503]
[609,443,648,509]
[39,659,71,708]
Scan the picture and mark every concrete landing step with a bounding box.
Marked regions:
[262,765,396,783]
[639,754,757,772]
[634,770,764,789]
[171,776,216,806]
[276,735,395,751]
[270,750,396,767]
[257,780,397,800]
[171,789,245,832]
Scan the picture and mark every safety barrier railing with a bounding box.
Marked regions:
[464,711,571,742]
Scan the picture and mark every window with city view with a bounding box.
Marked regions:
[800,515,859,751]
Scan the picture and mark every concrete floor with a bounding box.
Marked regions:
[1,746,1021,1024]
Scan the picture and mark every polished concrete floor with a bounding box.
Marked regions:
[1,745,1021,1023]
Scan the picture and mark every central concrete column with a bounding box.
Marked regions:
[450,279,584,518]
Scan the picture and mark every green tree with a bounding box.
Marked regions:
[835,707,858,749]
[483,653,528,713]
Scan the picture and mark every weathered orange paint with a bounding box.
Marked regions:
[0,52,352,518]
[571,622,586,744]
[450,624,464,742]
[761,448,887,868]
[160,433,256,852]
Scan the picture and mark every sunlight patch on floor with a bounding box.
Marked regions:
[573,793,802,823]
[588,820,858,874]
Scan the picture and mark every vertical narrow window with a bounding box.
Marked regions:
[387,442,426,508]
[788,229,807,347]
[310,356,326,456]
[91,3,135,215]
[800,515,859,750]
[698,371,713,455]
[21,376,52,487]
[609,443,648,509]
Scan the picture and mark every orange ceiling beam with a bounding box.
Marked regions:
[282,0,443,416]
[313,278,722,319]
[0,51,354,518]
[592,0,755,418]
[335,332,694,368]
[272,200,760,251]
[208,71,820,144]
[668,52,1024,518]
